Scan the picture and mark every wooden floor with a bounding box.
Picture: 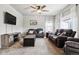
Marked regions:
[45,38,64,55]
[0,38,64,55]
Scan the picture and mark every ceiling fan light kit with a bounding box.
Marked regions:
[37,10,41,13]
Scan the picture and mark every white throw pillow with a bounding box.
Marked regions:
[29,31,34,34]
[39,31,43,33]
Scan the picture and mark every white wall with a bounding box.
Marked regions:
[0,4,23,34]
[0,4,23,48]
[76,5,79,37]
[54,13,61,30]
[23,15,54,32]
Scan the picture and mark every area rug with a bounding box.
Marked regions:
[0,38,53,55]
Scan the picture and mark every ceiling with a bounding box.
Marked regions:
[10,4,67,15]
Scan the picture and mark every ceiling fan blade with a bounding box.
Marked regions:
[41,5,46,9]
[30,6,36,9]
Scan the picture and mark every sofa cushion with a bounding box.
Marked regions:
[55,29,64,35]
[71,31,76,37]
[64,29,73,36]
[58,29,64,33]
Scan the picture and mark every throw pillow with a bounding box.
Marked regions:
[39,31,43,33]
[29,31,34,34]
[59,32,66,36]
[57,33,60,36]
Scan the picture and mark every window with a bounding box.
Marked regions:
[45,21,53,32]
[60,18,72,29]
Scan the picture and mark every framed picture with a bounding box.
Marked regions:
[30,20,37,25]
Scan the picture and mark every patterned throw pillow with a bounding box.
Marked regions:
[59,32,66,36]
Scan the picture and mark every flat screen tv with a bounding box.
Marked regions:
[4,12,16,25]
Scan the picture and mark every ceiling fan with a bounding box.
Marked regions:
[25,5,48,14]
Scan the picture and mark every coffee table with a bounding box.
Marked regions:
[23,35,36,47]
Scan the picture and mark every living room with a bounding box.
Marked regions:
[0,4,79,55]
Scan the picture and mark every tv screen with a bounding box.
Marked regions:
[4,12,16,25]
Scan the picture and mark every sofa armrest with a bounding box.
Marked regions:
[56,36,67,48]
[49,33,55,35]
[57,36,67,41]
[26,32,28,35]
[64,41,79,54]
[67,37,79,42]
[65,41,79,49]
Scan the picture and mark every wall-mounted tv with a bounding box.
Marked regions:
[4,12,16,25]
